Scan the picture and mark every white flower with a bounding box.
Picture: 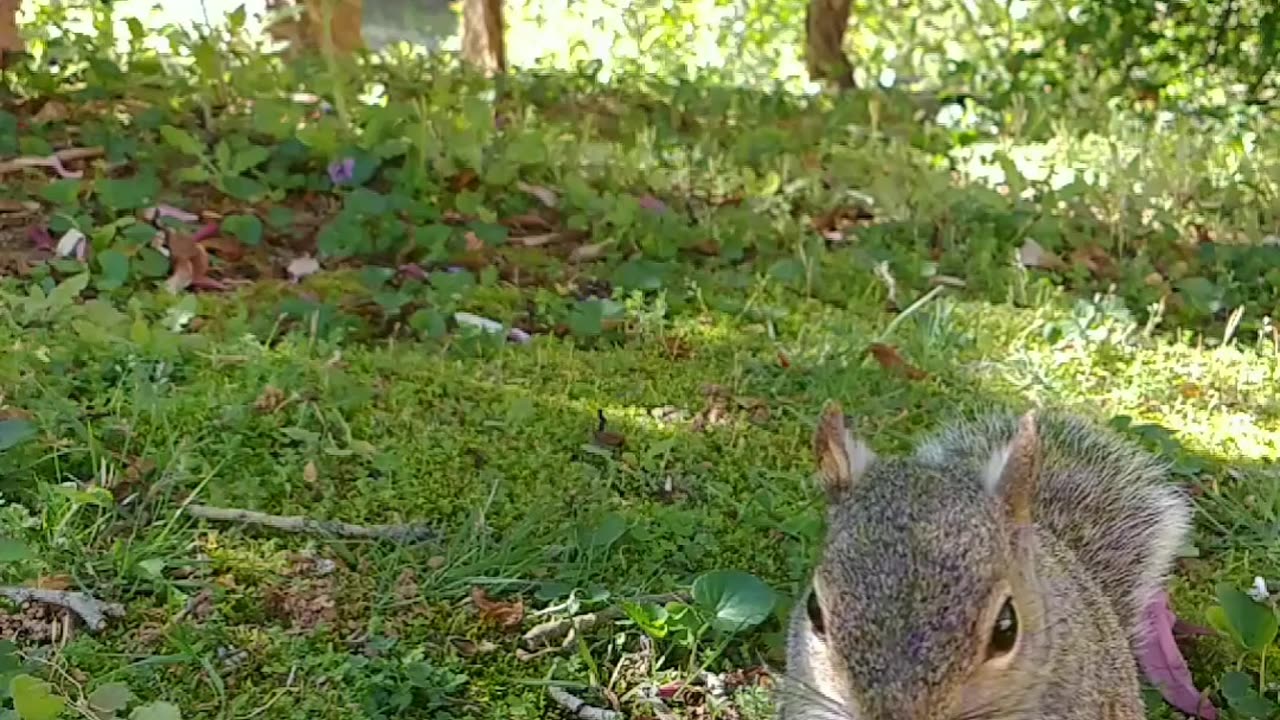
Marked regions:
[1248,576,1270,602]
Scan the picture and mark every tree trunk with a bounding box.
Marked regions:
[0,0,22,57]
[805,0,855,90]
[462,0,505,75]
[266,0,365,55]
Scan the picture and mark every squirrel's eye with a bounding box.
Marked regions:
[806,588,826,636]
[986,598,1018,658]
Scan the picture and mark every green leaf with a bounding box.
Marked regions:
[10,674,66,720]
[96,176,159,211]
[38,179,82,207]
[175,166,211,184]
[158,125,205,157]
[588,513,627,548]
[408,309,447,338]
[217,175,266,202]
[0,539,33,564]
[220,215,263,246]
[230,146,271,175]
[96,250,130,290]
[129,702,181,720]
[0,421,36,453]
[1221,671,1277,719]
[47,272,90,309]
[88,682,133,714]
[567,300,605,337]
[1215,582,1279,651]
[691,569,777,634]
[0,112,17,155]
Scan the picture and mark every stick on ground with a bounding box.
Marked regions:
[0,587,124,632]
[185,504,434,542]
[546,686,622,720]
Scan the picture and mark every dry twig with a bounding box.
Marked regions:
[185,504,434,542]
[0,146,104,177]
[521,592,686,653]
[0,587,124,632]
[546,686,622,720]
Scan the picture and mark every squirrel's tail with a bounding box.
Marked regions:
[914,410,1193,638]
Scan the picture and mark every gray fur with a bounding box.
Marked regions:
[778,409,1192,720]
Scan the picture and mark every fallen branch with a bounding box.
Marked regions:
[522,593,686,651]
[0,146,105,178]
[547,686,622,720]
[185,504,434,542]
[0,587,124,632]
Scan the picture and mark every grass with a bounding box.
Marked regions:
[0,2,1278,718]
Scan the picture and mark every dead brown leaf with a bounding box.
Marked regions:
[449,169,479,192]
[500,212,554,233]
[165,232,211,294]
[31,100,70,125]
[867,343,928,380]
[264,579,337,633]
[1069,244,1116,278]
[34,575,72,591]
[302,460,318,484]
[464,231,485,252]
[470,587,524,629]
[254,386,288,414]
[511,232,563,247]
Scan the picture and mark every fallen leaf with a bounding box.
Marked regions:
[0,199,38,213]
[511,232,562,247]
[426,556,447,570]
[1017,239,1066,271]
[470,587,524,629]
[31,100,70,125]
[867,343,928,380]
[501,212,554,232]
[516,181,559,208]
[464,231,485,252]
[286,256,321,282]
[302,460,318,484]
[34,575,71,591]
[569,241,609,263]
[164,232,210,294]
[1137,589,1217,719]
[254,386,287,413]
[1070,244,1116,277]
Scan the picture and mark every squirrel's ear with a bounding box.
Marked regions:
[814,401,874,499]
[984,410,1041,525]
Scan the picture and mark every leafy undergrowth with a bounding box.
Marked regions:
[0,4,1278,720]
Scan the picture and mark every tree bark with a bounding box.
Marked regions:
[0,0,22,57]
[462,0,506,75]
[805,0,855,90]
[266,0,365,55]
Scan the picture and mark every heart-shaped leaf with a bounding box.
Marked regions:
[0,420,36,453]
[88,682,133,715]
[10,674,66,720]
[1220,671,1278,719]
[0,539,33,564]
[1215,582,1279,651]
[692,569,777,634]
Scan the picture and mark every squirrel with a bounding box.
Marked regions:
[779,402,1193,720]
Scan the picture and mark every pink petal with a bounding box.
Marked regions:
[48,154,82,179]
[1137,590,1217,719]
[398,263,428,281]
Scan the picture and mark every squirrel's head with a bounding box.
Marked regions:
[792,402,1051,720]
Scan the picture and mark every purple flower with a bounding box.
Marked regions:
[328,157,356,185]
[28,226,54,252]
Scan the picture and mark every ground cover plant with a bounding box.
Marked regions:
[0,1,1278,718]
